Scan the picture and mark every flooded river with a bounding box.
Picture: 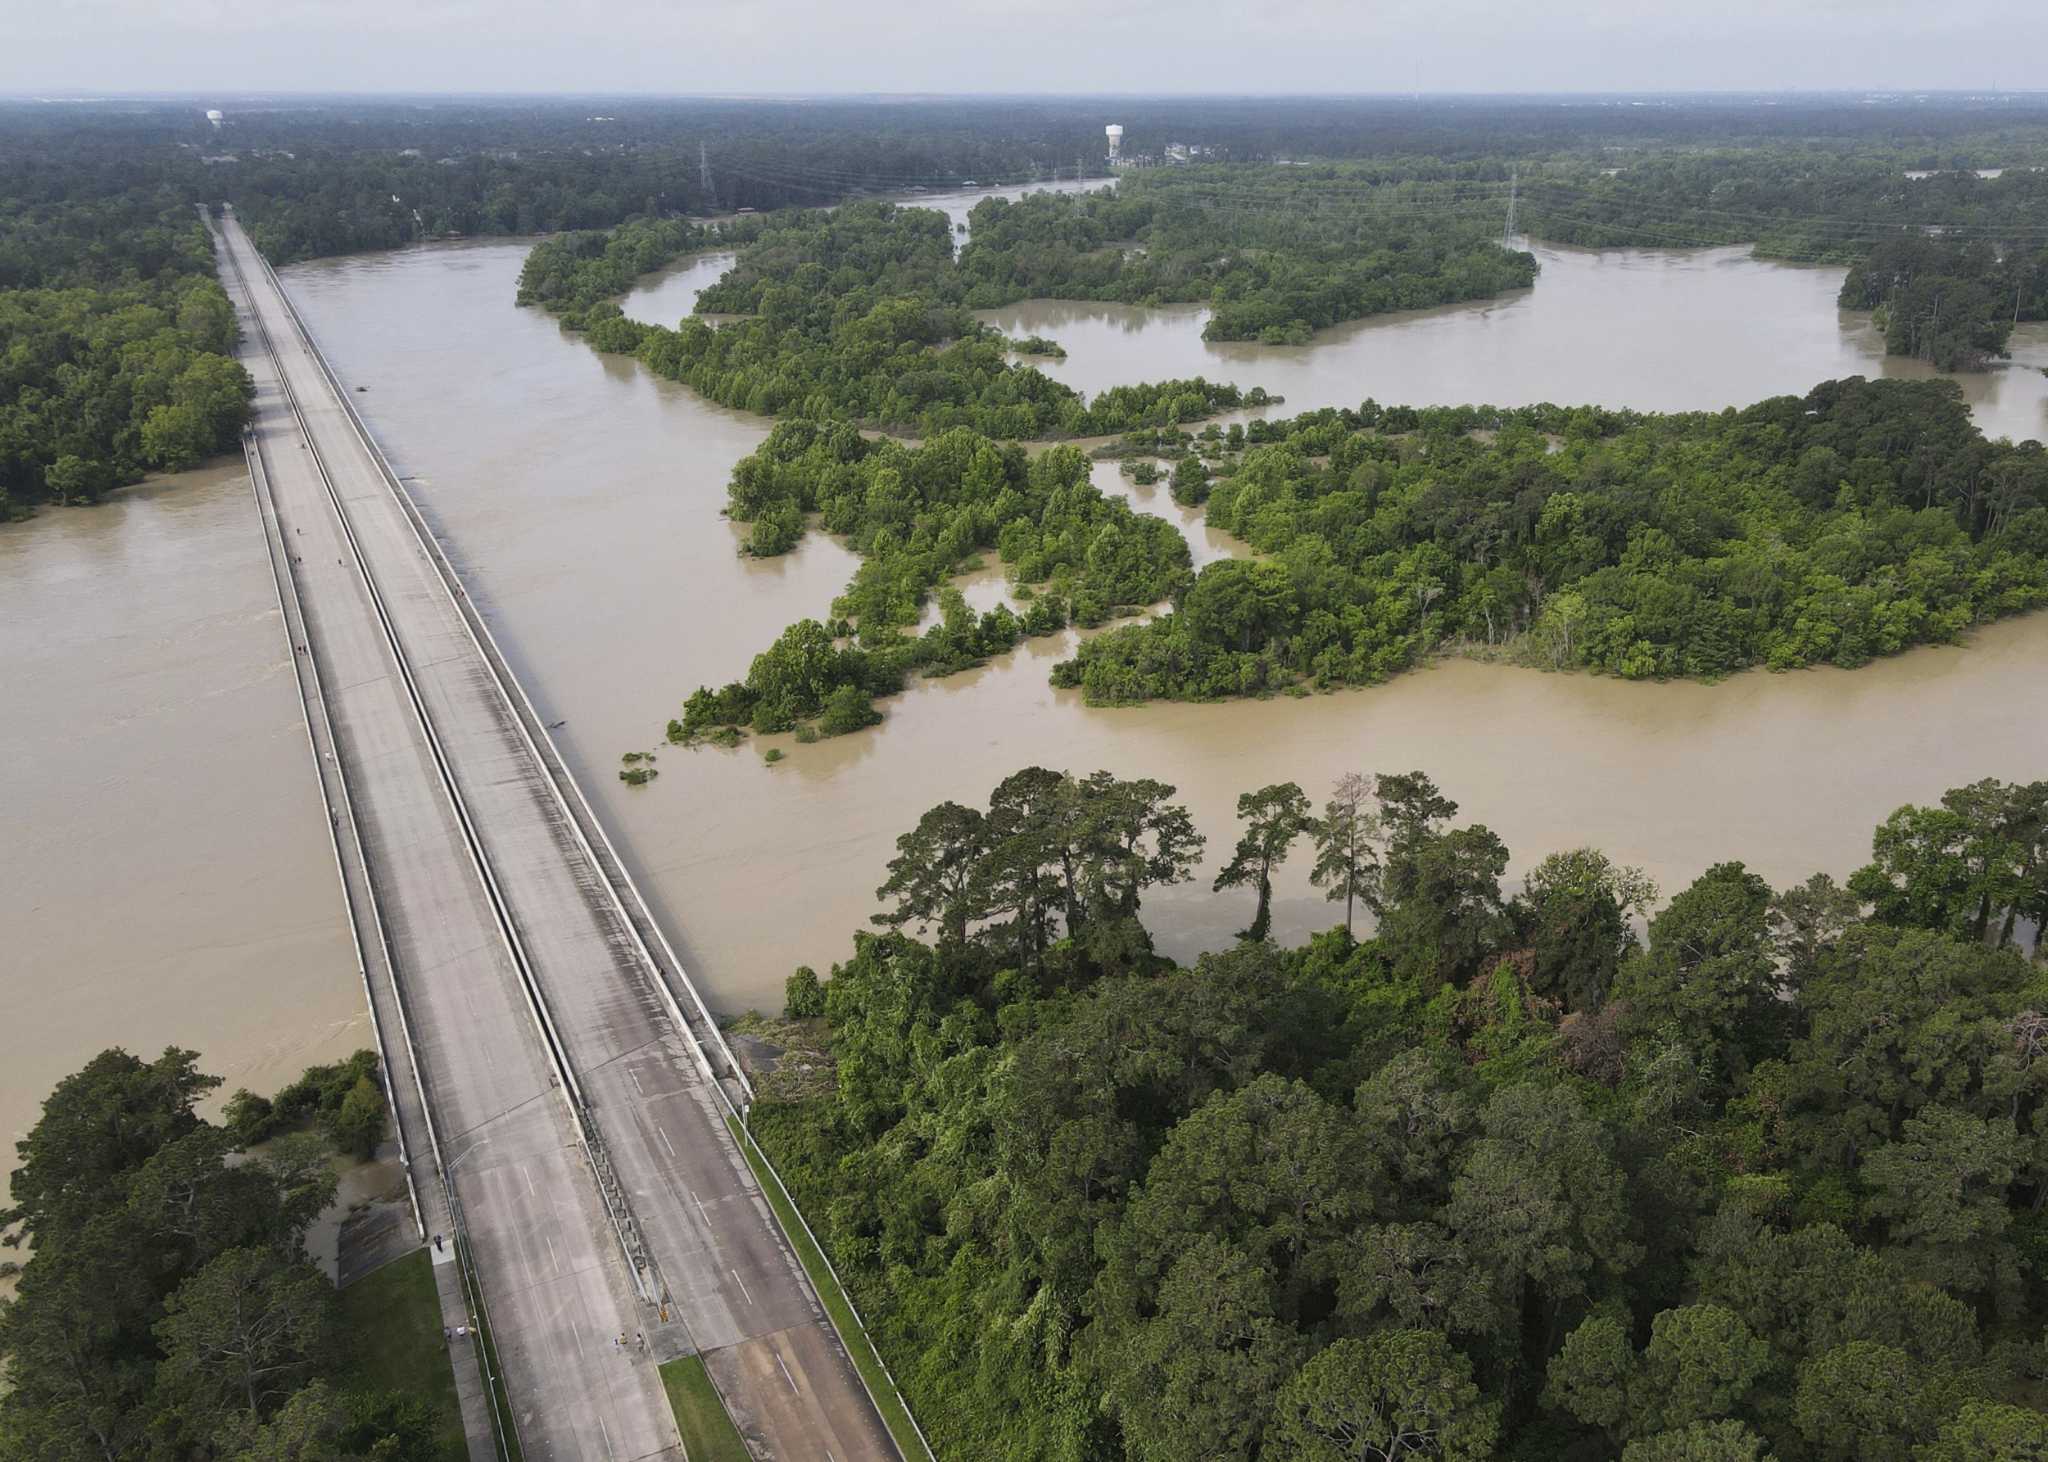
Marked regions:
[284,231,2048,1010]
[976,239,2048,442]
[6,211,2047,1156]
[0,463,362,1155]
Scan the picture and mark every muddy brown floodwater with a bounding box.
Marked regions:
[5,209,2046,1167]
[278,229,2048,1014]
[0,463,362,1160]
[975,238,2048,441]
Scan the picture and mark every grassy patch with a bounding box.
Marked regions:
[658,1354,750,1462]
[337,1249,465,1462]
[725,1114,930,1460]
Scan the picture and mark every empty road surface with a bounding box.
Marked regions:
[213,209,898,1462]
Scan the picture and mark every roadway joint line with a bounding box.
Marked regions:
[583,1033,672,1077]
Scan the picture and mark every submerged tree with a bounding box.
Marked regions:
[1311,772,1381,937]
[1215,782,1315,942]
[874,800,990,945]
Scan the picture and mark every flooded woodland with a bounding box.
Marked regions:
[6,183,2047,1155]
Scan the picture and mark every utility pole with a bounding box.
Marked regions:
[1503,166,1519,247]
[698,141,714,205]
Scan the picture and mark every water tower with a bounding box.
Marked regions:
[205,108,223,129]
[1105,124,1124,163]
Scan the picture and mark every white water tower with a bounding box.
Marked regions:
[205,108,224,129]
[1105,124,1124,163]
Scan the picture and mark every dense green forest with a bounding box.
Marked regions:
[957,169,1539,343]
[750,767,2048,1460]
[0,185,252,518]
[1058,378,2048,705]
[0,1048,453,1462]
[520,202,1262,439]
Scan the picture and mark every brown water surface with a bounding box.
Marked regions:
[274,235,2048,1015]
[975,240,2048,443]
[0,462,361,1157]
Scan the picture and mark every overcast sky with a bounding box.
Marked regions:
[5,0,2044,97]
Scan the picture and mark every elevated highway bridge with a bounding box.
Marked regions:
[210,208,901,1462]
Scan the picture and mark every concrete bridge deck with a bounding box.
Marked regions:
[212,209,897,1462]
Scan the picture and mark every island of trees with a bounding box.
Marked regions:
[956,167,1540,344]
[676,375,2047,740]
[519,200,1264,439]
[1059,377,2048,704]
[749,767,2048,1460]
[672,423,1196,741]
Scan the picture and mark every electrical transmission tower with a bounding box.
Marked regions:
[699,141,714,204]
[1503,166,1520,246]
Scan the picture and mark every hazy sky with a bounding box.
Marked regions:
[5,0,2044,96]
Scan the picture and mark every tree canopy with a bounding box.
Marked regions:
[747,769,2048,1460]
[522,200,1264,440]
[1059,380,2048,704]
[0,186,251,517]
[0,1049,428,1462]
[959,168,1538,344]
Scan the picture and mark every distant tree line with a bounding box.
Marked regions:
[752,766,2048,1459]
[1516,150,2048,262]
[13,97,2048,524]
[25,102,1114,265]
